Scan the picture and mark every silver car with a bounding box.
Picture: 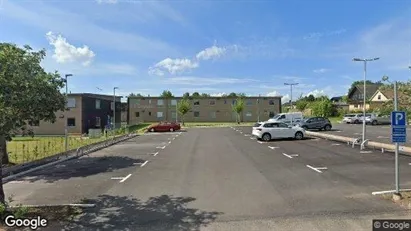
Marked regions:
[342,114,362,124]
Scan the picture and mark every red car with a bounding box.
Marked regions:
[147,122,181,132]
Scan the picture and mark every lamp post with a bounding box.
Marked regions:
[63,74,72,151]
[284,82,299,125]
[113,87,118,129]
[382,75,401,195]
[175,98,178,123]
[352,57,380,149]
[257,94,260,122]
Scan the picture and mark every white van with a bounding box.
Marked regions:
[268,112,303,125]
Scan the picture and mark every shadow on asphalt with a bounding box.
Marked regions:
[57,194,222,231]
[22,156,144,183]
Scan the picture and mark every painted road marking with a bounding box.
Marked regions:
[268,146,279,150]
[372,189,411,195]
[377,136,390,139]
[282,153,298,158]
[409,163,411,166]
[306,165,327,173]
[354,133,361,135]
[250,137,256,140]
[240,132,243,134]
[111,177,124,180]
[360,151,372,154]
[120,174,132,183]
[149,152,159,156]
[257,141,264,144]
[173,137,176,140]
[331,143,341,146]
[336,131,342,133]
[156,146,166,149]
[244,134,250,137]
[140,160,149,168]
[168,141,172,144]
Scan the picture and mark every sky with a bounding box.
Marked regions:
[1,0,411,103]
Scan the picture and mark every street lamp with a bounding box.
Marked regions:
[382,75,400,196]
[113,87,119,129]
[352,57,380,149]
[63,74,72,151]
[284,83,299,125]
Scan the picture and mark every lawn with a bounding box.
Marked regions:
[328,117,342,124]
[6,123,152,164]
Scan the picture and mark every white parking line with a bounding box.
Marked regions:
[336,131,342,133]
[354,133,361,135]
[120,174,132,183]
[250,137,256,140]
[377,136,390,139]
[244,134,250,137]
[409,163,411,166]
[306,165,327,173]
[168,141,172,144]
[149,152,159,156]
[156,146,166,149]
[331,143,341,146]
[360,151,372,154]
[140,160,149,168]
[282,153,298,159]
[173,137,176,140]
[111,177,123,180]
[257,141,264,144]
[268,146,279,150]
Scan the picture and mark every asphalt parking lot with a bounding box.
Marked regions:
[4,127,411,230]
[320,123,411,145]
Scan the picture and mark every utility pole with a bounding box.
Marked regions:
[284,83,299,125]
[113,87,118,129]
[352,57,380,149]
[63,74,72,151]
[257,94,260,122]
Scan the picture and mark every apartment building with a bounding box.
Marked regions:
[128,96,282,124]
[26,93,122,135]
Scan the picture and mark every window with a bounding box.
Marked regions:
[28,120,39,126]
[378,95,381,100]
[157,112,163,118]
[95,117,101,127]
[171,112,177,119]
[171,99,177,106]
[210,100,216,105]
[95,99,101,109]
[135,112,140,117]
[135,99,141,105]
[210,111,216,118]
[194,111,200,117]
[269,112,275,117]
[67,98,76,108]
[269,100,275,105]
[67,118,76,127]
[278,123,288,128]
[263,123,276,128]
[148,111,152,116]
[246,100,252,105]
[246,112,252,117]
[194,100,200,105]
[224,100,227,104]
[157,99,164,106]
[148,99,152,104]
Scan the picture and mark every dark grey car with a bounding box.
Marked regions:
[297,117,332,131]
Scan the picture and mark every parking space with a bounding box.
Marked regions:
[4,131,185,206]
[231,126,411,194]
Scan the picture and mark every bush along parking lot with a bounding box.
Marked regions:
[6,123,152,165]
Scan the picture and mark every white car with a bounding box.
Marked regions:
[342,114,362,124]
[361,113,391,125]
[252,121,306,141]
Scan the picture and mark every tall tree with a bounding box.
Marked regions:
[177,98,191,125]
[160,90,173,98]
[347,80,376,95]
[191,92,200,98]
[200,93,210,98]
[228,92,237,97]
[183,92,190,98]
[129,93,143,97]
[307,94,315,102]
[232,97,245,124]
[0,43,67,203]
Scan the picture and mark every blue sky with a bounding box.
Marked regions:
[1,0,411,102]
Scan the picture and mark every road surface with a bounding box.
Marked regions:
[4,127,411,230]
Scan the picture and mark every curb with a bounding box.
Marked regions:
[10,204,96,209]
[305,131,411,155]
[2,134,137,183]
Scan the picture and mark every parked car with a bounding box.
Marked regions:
[361,113,391,125]
[296,117,332,131]
[147,122,181,132]
[252,121,306,141]
[267,112,303,125]
[342,114,362,124]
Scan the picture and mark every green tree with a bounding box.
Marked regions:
[347,80,376,95]
[177,98,191,125]
[307,94,315,102]
[228,92,237,97]
[374,82,411,120]
[0,43,67,203]
[237,93,246,98]
[341,95,348,103]
[232,97,245,124]
[296,100,308,111]
[310,99,333,117]
[183,92,190,98]
[160,90,173,98]
[201,93,210,98]
[191,92,200,98]
[129,93,143,97]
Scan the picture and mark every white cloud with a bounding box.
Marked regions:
[148,58,199,76]
[96,0,118,4]
[303,29,347,40]
[305,89,327,97]
[282,94,290,103]
[46,31,95,66]
[164,76,258,86]
[313,68,329,73]
[196,45,227,61]
[266,91,281,97]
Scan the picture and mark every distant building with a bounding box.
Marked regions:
[25,93,122,135]
[347,84,382,111]
[127,96,282,124]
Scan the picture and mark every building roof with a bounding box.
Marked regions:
[127,95,282,99]
[347,83,382,100]
[68,93,122,101]
[330,96,343,101]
